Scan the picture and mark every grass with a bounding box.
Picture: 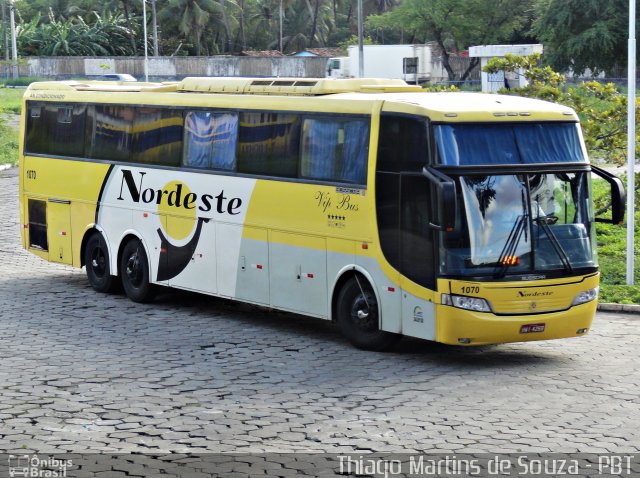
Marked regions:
[594,177,640,304]
[0,123,18,166]
[0,86,24,114]
[0,86,22,166]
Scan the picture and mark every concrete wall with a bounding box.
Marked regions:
[1,56,329,80]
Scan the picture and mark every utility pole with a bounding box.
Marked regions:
[279,0,283,53]
[151,0,158,56]
[9,0,17,79]
[357,0,363,77]
[627,0,636,285]
[2,0,8,62]
[142,0,149,81]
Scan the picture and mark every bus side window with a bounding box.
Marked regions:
[300,117,369,184]
[88,105,134,162]
[183,111,238,171]
[237,112,300,178]
[26,103,86,157]
[132,107,183,167]
[26,104,45,154]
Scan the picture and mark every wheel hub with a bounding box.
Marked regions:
[351,293,377,331]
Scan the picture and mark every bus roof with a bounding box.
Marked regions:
[25,77,578,122]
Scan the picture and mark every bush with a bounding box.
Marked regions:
[0,76,44,88]
[0,123,18,166]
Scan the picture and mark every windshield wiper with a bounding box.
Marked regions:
[494,214,527,278]
[535,217,573,274]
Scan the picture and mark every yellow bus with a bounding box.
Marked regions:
[19,77,625,350]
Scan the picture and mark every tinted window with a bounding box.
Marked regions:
[434,123,586,166]
[132,107,183,166]
[237,112,300,177]
[300,117,369,184]
[377,115,428,172]
[26,103,86,157]
[183,111,238,170]
[88,105,134,162]
[28,199,48,251]
[376,115,435,288]
[400,175,435,288]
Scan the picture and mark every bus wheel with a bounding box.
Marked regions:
[336,276,398,351]
[120,239,155,303]
[85,232,117,293]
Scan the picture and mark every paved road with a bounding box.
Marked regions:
[0,168,638,460]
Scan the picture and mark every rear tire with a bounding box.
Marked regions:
[120,238,156,303]
[84,232,117,293]
[336,276,398,351]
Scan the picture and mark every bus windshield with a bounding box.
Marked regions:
[434,122,586,165]
[440,172,597,278]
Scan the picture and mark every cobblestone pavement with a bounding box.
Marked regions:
[0,168,638,458]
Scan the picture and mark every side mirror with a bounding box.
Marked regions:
[422,166,457,231]
[591,165,626,224]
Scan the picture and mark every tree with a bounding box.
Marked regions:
[159,0,217,55]
[531,0,630,76]
[16,9,138,56]
[366,0,534,81]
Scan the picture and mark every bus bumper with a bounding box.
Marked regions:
[435,301,597,346]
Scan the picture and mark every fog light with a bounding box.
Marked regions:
[571,287,599,306]
[576,328,588,335]
[458,338,471,344]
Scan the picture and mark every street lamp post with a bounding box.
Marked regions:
[627,0,636,285]
[9,0,17,79]
[142,0,149,82]
[357,0,363,77]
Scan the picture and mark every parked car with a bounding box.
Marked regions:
[100,73,137,82]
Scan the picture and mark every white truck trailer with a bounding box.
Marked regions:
[326,44,433,83]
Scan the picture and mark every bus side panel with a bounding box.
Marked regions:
[168,215,217,295]
[22,156,112,266]
[97,165,257,288]
[269,232,328,317]
[46,201,72,264]
[235,227,270,305]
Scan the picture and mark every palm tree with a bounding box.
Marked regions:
[159,0,220,55]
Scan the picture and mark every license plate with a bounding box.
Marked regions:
[520,323,545,334]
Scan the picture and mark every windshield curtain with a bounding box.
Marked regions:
[435,123,586,166]
[441,173,597,278]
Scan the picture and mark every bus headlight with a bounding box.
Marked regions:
[571,287,599,306]
[442,294,492,313]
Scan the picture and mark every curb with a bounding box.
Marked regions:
[597,302,640,314]
[0,164,12,171]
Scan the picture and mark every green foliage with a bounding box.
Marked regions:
[531,0,629,76]
[592,178,640,303]
[0,123,19,166]
[0,87,26,113]
[599,285,640,305]
[421,84,459,92]
[337,35,374,55]
[365,0,534,81]
[16,9,141,56]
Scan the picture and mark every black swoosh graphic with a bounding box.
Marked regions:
[156,217,210,281]
[95,164,115,223]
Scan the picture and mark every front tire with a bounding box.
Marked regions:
[336,276,398,351]
[120,238,156,303]
[84,232,117,293]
